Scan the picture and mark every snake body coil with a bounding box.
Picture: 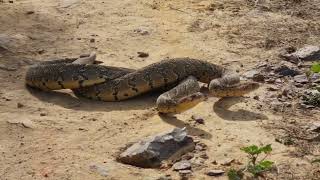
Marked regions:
[26,54,259,113]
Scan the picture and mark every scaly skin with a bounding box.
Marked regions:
[25,55,259,113]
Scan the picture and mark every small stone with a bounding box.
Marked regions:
[133,28,150,35]
[26,11,34,14]
[137,52,149,58]
[178,170,192,175]
[253,95,259,100]
[270,101,283,111]
[283,45,320,63]
[220,158,235,166]
[294,74,309,84]
[191,115,205,124]
[199,153,209,159]
[60,0,80,8]
[195,143,207,151]
[243,70,260,79]
[89,164,108,177]
[173,160,191,171]
[156,175,172,180]
[206,169,225,176]
[40,113,47,116]
[181,153,194,160]
[252,74,265,82]
[265,78,275,83]
[274,62,300,77]
[267,85,280,91]
[17,102,23,108]
[308,121,320,133]
[90,38,95,43]
[7,118,34,128]
[9,0,13,3]
[310,73,320,83]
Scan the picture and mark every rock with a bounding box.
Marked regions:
[59,0,80,8]
[40,113,47,116]
[282,45,320,63]
[252,74,265,82]
[267,85,280,91]
[118,128,195,168]
[181,153,194,160]
[199,153,209,159]
[133,28,150,35]
[301,89,320,107]
[310,73,320,83]
[206,169,225,176]
[156,175,172,180]
[195,143,207,151]
[270,101,283,111]
[178,170,192,175]
[6,118,34,128]
[17,102,23,108]
[243,70,260,79]
[274,62,300,76]
[294,74,309,84]
[191,115,205,124]
[173,160,191,171]
[26,10,34,15]
[0,33,29,52]
[89,164,108,177]
[220,158,235,166]
[137,52,149,58]
[307,122,320,133]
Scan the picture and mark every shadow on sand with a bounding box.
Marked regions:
[26,86,157,112]
[213,97,268,121]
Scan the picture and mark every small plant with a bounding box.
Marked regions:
[228,144,275,179]
[311,62,320,73]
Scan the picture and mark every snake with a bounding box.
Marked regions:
[25,52,259,114]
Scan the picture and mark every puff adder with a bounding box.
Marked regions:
[25,53,259,114]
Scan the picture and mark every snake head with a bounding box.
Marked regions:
[209,81,260,97]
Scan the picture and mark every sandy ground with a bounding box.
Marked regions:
[0,0,320,179]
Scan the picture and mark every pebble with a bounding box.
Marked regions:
[195,143,207,151]
[252,74,265,82]
[308,121,320,133]
[26,11,34,14]
[133,28,150,35]
[40,113,47,116]
[286,45,320,62]
[191,115,205,124]
[181,153,194,160]
[137,52,149,58]
[206,169,225,176]
[274,63,300,77]
[220,158,235,166]
[243,70,260,79]
[17,102,23,108]
[178,170,192,175]
[156,175,172,180]
[294,74,309,84]
[89,164,108,177]
[310,73,320,83]
[173,160,191,171]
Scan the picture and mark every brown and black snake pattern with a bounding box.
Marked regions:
[25,53,259,113]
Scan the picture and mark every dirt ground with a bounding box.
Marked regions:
[0,0,320,179]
